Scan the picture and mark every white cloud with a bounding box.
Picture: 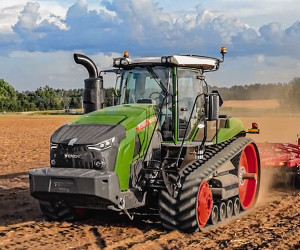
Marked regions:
[0,4,24,33]
[199,0,300,29]
[14,2,41,30]
[0,1,68,33]
[3,0,298,59]
[0,50,120,91]
[0,0,300,90]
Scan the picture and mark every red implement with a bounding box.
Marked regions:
[258,142,300,168]
[258,134,300,184]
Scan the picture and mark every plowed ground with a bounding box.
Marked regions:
[1,104,300,249]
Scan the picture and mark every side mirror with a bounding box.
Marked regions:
[206,93,220,121]
[211,90,223,107]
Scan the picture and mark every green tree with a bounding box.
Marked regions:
[0,79,20,112]
[104,87,115,107]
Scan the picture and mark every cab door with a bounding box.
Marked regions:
[177,68,204,140]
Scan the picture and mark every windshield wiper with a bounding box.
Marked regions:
[145,66,168,94]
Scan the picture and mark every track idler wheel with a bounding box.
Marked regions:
[196,181,213,228]
[39,201,78,221]
[238,143,260,210]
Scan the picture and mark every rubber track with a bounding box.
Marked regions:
[159,137,253,232]
[40,202,76,221]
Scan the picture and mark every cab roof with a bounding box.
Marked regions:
[113,54,220,71]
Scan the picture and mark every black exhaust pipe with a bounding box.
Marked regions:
[74,53,104,114]
[74,53,98,78]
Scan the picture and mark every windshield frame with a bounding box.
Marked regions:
[118,66,173,105]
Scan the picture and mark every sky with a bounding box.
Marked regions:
[0,0,300,91]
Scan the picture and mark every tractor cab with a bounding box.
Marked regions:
[112,51,225,143]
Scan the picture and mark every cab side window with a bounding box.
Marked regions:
[177,68,203,139]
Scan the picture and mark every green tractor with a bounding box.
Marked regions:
[29,47,260,232]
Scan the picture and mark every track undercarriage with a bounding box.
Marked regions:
[159,137,260,232]
[34,137,260,233]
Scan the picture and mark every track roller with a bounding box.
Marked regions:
[233,197,240,215]
[226,199,233,218]
[219,202,226,221]
[210,204,219,225]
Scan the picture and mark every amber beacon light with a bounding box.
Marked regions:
[220,46,227,61]
[123,51,129,58]
[220,46,227,54]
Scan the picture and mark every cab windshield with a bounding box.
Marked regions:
[120,66,172,106]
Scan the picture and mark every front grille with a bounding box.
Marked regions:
[50,123,125,172]
[51,145,102,170]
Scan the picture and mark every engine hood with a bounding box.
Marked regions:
[51,123,126,145]
[68,104,156,130]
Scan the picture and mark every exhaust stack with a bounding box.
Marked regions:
[74,53,104,114]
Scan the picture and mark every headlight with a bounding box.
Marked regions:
[114,59,121,66]
[87,137,115,151]
[121,58,131,65]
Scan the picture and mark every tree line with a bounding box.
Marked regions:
[0,79,83,112]
[0,77,300,112]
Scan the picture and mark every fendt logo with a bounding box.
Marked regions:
[68,137,78,146]
[64,154,81,159]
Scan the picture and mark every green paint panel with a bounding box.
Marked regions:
[114,129,135,190]
[69,114,126,125]
[67,104,157,191]
[173,67,179,142]
[69,104,155,130]
[213,117,245,143]
[114,116,157,190]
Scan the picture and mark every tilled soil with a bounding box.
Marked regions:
[0,176,299,249]
[0,114,300,249]
[0,115,72,175]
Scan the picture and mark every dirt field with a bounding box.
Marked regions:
[222,99,280,109]
[0,101,299,249]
